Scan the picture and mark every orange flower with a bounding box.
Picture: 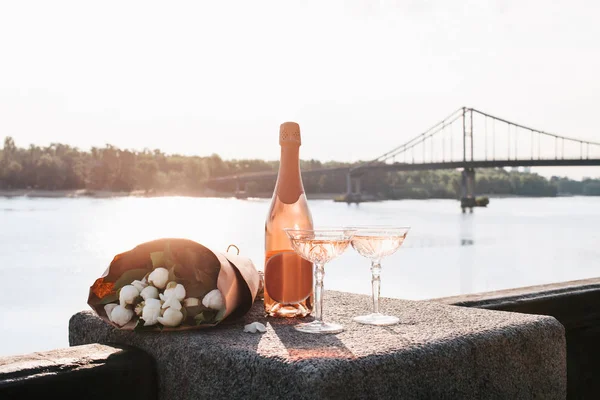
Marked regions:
[91,278,115,299]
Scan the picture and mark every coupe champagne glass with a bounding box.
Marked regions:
[348,227,410,326]
[284,228,356,334]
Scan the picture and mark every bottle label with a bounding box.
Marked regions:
[264,251,313,305]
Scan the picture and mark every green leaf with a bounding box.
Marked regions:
[134,318,161,332]
[167,265,187,284]
[184,305,204,319]
[150,252,165,268]
[181,306,188,321]
[113,268,151,290]
[97,292,118,305]
[195,310,217,325]
[215,308,226,323]
[164,242,177,269]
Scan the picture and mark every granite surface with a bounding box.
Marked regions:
[69,291,566,400]
[0,344,157,399]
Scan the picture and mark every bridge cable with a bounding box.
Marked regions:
[514,125,519,160]
[493,119,496,161]
[442,123,445,162]
[485,116,488,161]
[530,129,533,160]
[430,133,434,163]
[507,124,511,160]
[450,120,453,161]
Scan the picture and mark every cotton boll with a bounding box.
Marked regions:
[131,280,147,292]
[119,285,140,307]
[162,296,182,311]
[202,289,224,311]
[164,282,186,301]
[148,268,169,289]
[111,305,134,327]
[157,308,184,327]
[104,304,118,322]
[142,301,162,326]
[183,297,200,307]
[140,286,159,300]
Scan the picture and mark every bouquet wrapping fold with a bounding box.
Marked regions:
[87,238,260,330]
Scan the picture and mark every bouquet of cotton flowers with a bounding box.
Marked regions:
[88,239,260,331]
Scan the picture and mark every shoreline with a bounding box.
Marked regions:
[0,189,595,200]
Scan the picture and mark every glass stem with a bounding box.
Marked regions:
[314,263,325,324]
[371,260,382,314]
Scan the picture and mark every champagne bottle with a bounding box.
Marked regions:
[264,122,314,317]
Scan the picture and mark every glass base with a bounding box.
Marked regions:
[353,313,399,326]
[294,320,344,334]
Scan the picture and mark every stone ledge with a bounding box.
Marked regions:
[435,277,600,399]
[69,291,566,400]
[0,343,157,400]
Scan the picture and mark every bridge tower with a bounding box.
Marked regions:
[234,179,249,199]
[345,172,362,204]
[461,108,477,213]
[460,168,476,213]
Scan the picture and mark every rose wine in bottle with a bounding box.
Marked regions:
[264,122,314,318]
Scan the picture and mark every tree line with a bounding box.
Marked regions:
[1,136,599,198]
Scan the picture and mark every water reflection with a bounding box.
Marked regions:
[460,214,475,247]
[459,214,475,294]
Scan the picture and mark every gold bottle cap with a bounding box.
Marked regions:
[279,122,301,146]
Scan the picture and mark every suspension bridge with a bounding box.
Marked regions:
[206,107,600,210]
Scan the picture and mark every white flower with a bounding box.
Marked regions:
[164,282,186,301]
[142,299,162,326]
[183,297,200,307]
[140,286,159,300]
[148,268,169,289]
[131,279,147,292]
[244,322,267,333]
[157,308,184,327]
[162,296,182,311]
[119,285,140,307]
[202,289,225,310]
[104,304,117,322]
[111,305,134,327]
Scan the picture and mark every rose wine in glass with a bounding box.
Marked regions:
[349,227,410,326]
[264,122,314,318]
[284,228,355,334]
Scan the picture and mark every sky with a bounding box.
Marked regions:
[0,0,599,179]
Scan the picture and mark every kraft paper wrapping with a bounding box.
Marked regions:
[87,238,260,331]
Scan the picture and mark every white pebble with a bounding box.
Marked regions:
[244,322,266,333]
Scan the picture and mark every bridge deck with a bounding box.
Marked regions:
[206,158,600,183]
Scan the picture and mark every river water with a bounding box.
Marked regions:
[1,195,599,356]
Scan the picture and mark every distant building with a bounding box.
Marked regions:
[523,167,531,174]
